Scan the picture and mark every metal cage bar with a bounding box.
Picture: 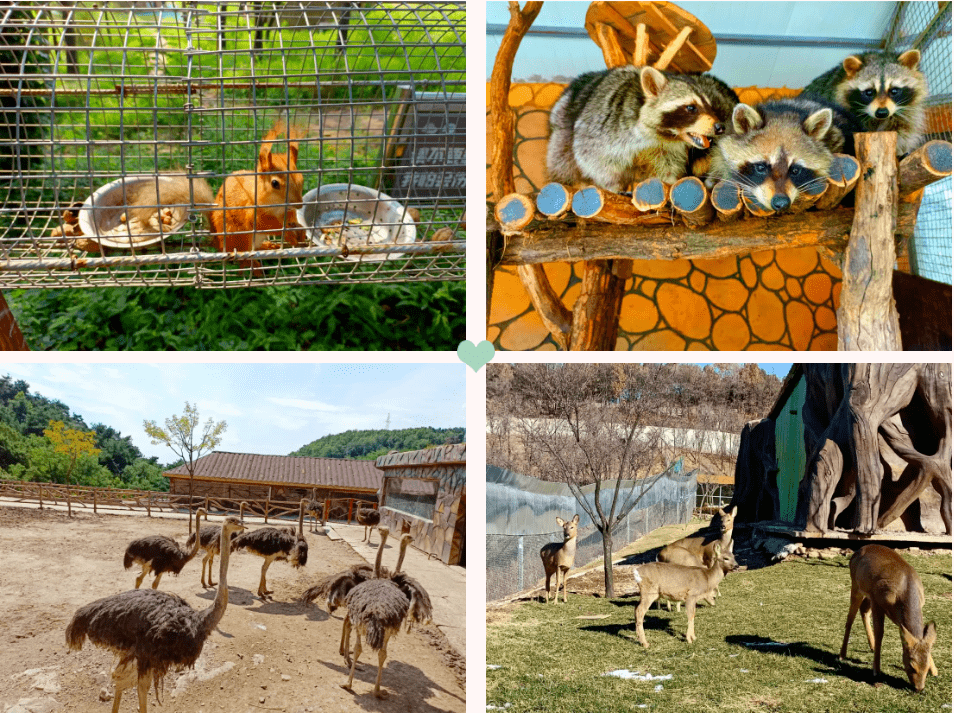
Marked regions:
[0,1,465,288]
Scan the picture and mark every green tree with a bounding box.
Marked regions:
[43,420,101,517]
[144,402,226,533]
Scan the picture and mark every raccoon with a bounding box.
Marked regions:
[800,49,927,155]
[709,97,860,213]
[547,66,738,192]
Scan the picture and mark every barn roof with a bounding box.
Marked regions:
[164,451,382,492]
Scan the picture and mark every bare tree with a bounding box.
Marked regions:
[144,402,226,535]
[506,363,678,598]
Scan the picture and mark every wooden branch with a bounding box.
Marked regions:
[653,24,693,70]
[815,155,860,211]
[536,183,573,219]
[791,181,827,213]
[670,176,714,227]
[495,193,536,233]
[496,200,918,266]
[633,22,649,65]
[632,178,669,211]
[488,1,543,201]
[0,291,28,351]
[569,259,626,351]
[742,193,774,218]
[572,185,672,225]
[897,140,952,196]
[515,263,571,350]
[838,132,902,351]
[595,22,628,68]
[711,181,743,222]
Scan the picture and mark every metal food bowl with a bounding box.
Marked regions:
[297,183,417,261]
[78,175,190,249]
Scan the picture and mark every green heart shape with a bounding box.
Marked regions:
[457,340,495,372]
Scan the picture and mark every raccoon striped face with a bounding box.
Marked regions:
[838,50,926,122]
[639,67,727,150]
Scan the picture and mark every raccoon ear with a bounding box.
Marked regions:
[842,56,864,78]
[639,66,668,99]
[897,49,920,70]
[732,104,762,134]
[803,108,833,141]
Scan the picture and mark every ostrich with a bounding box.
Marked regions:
[356,505,381,544]
[123,508,207,589]
[339,527,407,698]
[231,498,308,599]
[66,515,246,713]
[186,502,247,588]
[305,499,323,533]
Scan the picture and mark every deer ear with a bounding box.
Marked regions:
[843,56,864,78]
[897,49,920,70]
[924,621,937,644]
[556,517,565,527]
[729,506,737,518]
[572,514,580,524]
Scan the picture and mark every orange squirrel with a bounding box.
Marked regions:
[210,122,305,255]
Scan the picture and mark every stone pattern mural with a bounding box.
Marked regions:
[487,84,845,351]
[376,444,466,565]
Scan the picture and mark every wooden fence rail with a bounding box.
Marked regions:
[0,480,378,526]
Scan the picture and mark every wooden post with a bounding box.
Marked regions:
[265,488,271,523]
[348,498,354,524]
[147,493,151,517]
[0,291,29,351]
[322,498,330,526]
[838,132,902,351]
[38,483,42,510]
[93,489,97,515]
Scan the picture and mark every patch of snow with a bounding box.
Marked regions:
[654,684,664,692]
[804,678,828,684]
[486,665,501,670]
[602,670,672,681]
[740,669,750,673]
[486,704,512,710]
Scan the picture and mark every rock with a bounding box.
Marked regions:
[252,654,265,666]
[99,688,111,702]
[6,697,62,713]
[260,697,266,704]
[282,675,292,681]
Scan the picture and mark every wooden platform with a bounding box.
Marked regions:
[752,521,952,550]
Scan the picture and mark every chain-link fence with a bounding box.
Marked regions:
[886,1,952,284]
[1,1,465,288]
[486,465,697,602]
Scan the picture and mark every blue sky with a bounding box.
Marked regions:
[0,363,466,462]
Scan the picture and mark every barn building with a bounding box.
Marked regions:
[165,451,382,513]
[375,443,466,567]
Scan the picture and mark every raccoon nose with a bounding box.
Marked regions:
[714,122,725,135]
[771,195,791,212]
[875,107,890,119]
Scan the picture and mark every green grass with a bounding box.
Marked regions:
[487,551,952,713]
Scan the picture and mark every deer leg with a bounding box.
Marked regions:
[929,653,938,677]
[859,599,876,652]
[634,591,657,648]
[543,571,552,604]
[561,566,569,603]
[840,590,865,659]
[374,630,392,698]
[151,571,163,589]
[685,597,698,643]
[869,607,885,678]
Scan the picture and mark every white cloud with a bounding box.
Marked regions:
[266,397,343,412]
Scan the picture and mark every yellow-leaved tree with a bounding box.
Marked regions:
[43,420,100,518]
[144,402,226,534]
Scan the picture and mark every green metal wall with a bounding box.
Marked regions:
[775,377,807,523]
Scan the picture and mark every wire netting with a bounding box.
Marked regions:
[0,1,465,288]
[886,1,952,284]
[486,465,697,602]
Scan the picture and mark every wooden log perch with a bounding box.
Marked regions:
[838,131,902,351]
[711,181,743,222]
[791,178,827,213]
[572,185,672,225]
[633,22,649,65]
[898,140,952,196]
[595,21,628,67]
[569,259,626,351]
[536,183,573,218]
[495,193,536,233]
[742,192,774,218]
[516,263,571,350]
[653,24,693,70]
[631,177,669,211]
[670,176,714,227]
[815,154,860,211]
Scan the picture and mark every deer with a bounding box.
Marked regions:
[839,544,938,692]
[658,505,736,572]
[632,542,735,648]
[653,540,737,612]
[540,514,579,604]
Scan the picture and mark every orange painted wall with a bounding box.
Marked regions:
[487,83,841,351]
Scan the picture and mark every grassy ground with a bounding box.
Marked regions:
[487,546,952,713]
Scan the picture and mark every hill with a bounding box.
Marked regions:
[290,426,465,460]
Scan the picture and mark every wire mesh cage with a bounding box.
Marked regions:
[0,1,466,288]
[886,1,952,284]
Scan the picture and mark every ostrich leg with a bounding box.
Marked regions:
[135,564,149,589]
[374,631,393,698]
[342,627,362,691]
[111,661,136,713]
[136,672,150,713]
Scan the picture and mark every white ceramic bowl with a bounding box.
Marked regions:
[297,183,417,261]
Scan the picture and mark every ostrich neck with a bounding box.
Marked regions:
[298,501,304,537]
[187,510,203,559]
[395,538,409,574]
[374,531,389,577]
[199,524,232,637]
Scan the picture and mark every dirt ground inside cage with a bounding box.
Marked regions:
[0,507,465,713]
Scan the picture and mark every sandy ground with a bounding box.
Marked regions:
[0,506,465,713]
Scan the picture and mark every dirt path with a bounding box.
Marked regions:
[0,507,465,713]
